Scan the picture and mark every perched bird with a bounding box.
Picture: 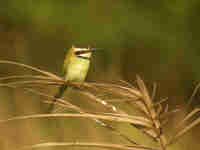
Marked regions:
[48,45,97,113]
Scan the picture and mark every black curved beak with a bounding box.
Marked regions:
[90,48,103,52]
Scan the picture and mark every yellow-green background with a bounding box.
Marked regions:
[0,0,200,150]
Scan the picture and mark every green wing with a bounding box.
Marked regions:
[61,47,73,78]
[61,60,68,77]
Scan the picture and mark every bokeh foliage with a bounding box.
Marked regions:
[0,0,200,150]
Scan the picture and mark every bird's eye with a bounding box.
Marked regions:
[74,51,82,56]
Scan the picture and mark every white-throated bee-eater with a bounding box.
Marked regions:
[48,45,98,113]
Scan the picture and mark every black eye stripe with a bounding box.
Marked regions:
[75,50,91,55]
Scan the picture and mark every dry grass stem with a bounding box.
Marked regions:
[0,113,153,128]
[21,142,160,150]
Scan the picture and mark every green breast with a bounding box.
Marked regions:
[65,56,90,82]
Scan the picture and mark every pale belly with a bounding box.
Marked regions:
[65,58,90,82]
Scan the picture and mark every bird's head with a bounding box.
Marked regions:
[72,45,99,60]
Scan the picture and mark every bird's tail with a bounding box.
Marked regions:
[48,84,68,113]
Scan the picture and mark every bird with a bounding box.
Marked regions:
[48,45,97,113]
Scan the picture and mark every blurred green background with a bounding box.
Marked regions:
[0,0,200,150]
